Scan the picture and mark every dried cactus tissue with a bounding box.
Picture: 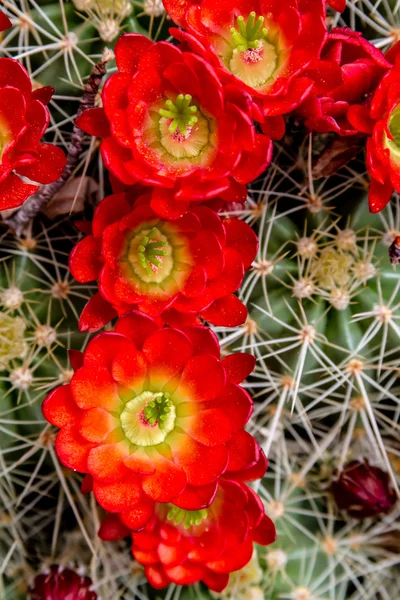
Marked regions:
[0,1,399,599]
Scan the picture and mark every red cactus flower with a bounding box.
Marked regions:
[29,565,97,600]
[43,312,265,525]
[69,191,258,332]
[347,43,400,213]
[100,479,275,592]
[0,58,66,211]
[298,28,390,135]
[76,34,272,211]
[163,0,327,132]
[331,460,397,518]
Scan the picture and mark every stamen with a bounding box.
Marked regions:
[231,11,268,52]
[159,94,198,135]
[143,392,172,429]
[167,505,208,528]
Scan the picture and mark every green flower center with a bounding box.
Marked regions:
[143,392,172,428]
[159,94,199,136]
[137,227,168,277]
[231,12,267,52]
[167,505,208,529]
[388,105,400,152]
[120,391,176,446]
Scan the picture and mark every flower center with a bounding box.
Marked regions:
[159,94,199,136]
[388,104,400,158]
[143,392,172,428]
[137,227,168,276]
[167,505,208,529]
[230,12,267,52]
[120,391,176,446]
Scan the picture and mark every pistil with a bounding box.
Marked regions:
[231,11,267,52]
[159,94,198,135]
[137,227,168,276]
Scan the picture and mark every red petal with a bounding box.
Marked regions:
[202,571,230,593]
[68,349,84,372]
[233,134,273,184]
[124,449,156,474]
[112,346,147,392]
[142,328,193,381]
[79,407,116,443]
[368,177,393,213]
[84,332,135,368]
[227,448,268,482]
[207,540,253,574]
[93,192,131,236]
[201,294,248,327]
[0,12,12,31]
[183,408,232,446]
[55,424,94,472]
[32,86,54,105]
[142,452,187,502]
[224,219,259,270]
[69,236,102,283]
[221,353,255,384]
[42,385,80,428]
[206,247,244,298]
[158,541,189,567]
[0,174,38,211]
[171,480,218,510]
[71,364,121,411]
[93,473,142,512]
[181,265,206,298]
[177,355,225,401]
[76,107,111,138]
[171,432,228,486]
[253,514,277,546]
[190,231,224,279]
[87,443,130,482]
[115,34,153,74]
[209,383,253,432]
[120,495,155,530]
[18,143,65,184]
[81,474,93,494]
[150,187,191,219]
[226,431,259,472]
[78,293,117,333]
[98,514,131,540]
[144,565,170,589]
[0,58,32,97]
[114,311,158,348]
[179,326,220,358]
[165,563,205,586]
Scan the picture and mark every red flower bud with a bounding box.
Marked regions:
[332,461,397,519]
[29,565,97,600]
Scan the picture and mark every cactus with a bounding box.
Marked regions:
[1,1,400,599]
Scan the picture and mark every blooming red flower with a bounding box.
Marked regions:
[331,460,397,518]
[347,43,400,213]
[29,565,97,600]
[100,479,276,592]
[76,34,272,213]
[43,312,265,526]
[0,58,66,211]
[298,28,390,135]
[69,191,258,331]
[163,0,327,132]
